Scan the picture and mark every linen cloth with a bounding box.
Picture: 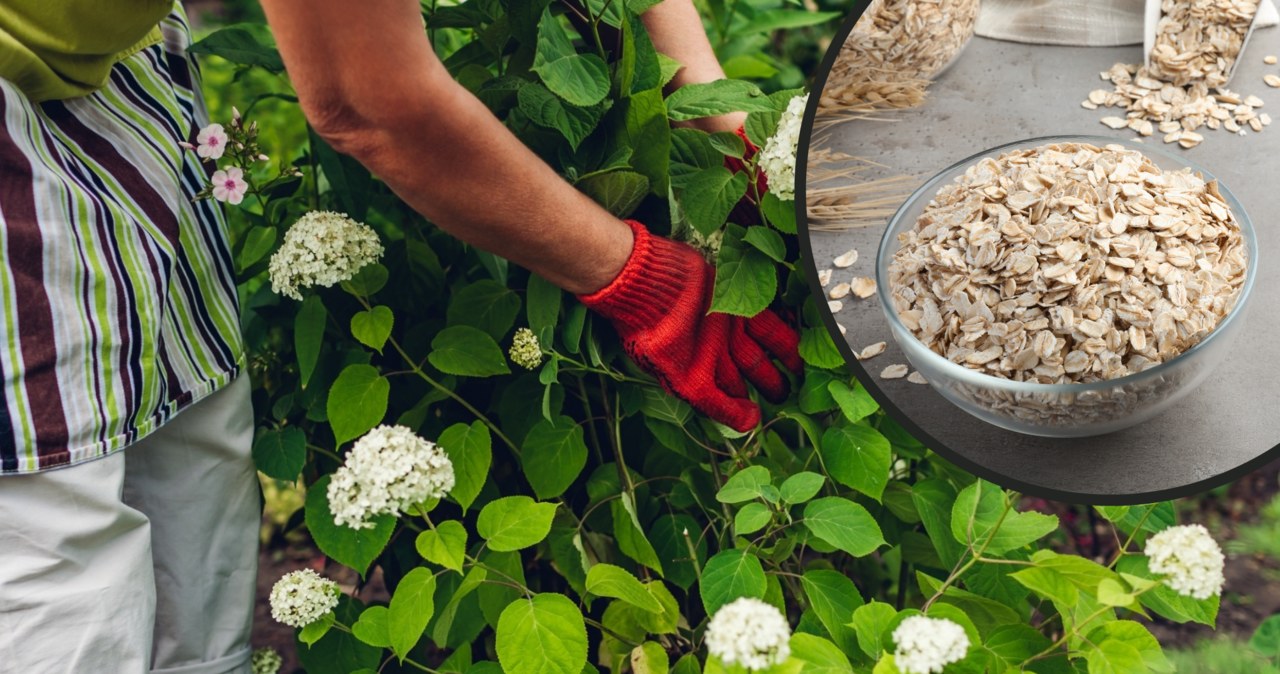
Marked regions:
[975,0,1278,46]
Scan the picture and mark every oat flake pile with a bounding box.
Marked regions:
[887,142,1247,384]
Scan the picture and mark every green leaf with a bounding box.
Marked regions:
[312,131,374,222]
[734,502,772,535]
[761,191,797,232]
[1011,566,1078,610]
[1086,639,1146,674]
[350,305,394,353]
[1115,555,1218,626]
[188,23,284,72]
[820,425,891,501]
[912,479,965,568]
[351,606,392,648]
[299,611,335,645]
[829,380,879,423]
[252,426,306,480]
[780,472,825,504]
[295,295,326,389]
[296,597,382,672]
[711,225,776,317]
[722,54,780,81]
[518,83,608,150]
[304,474,395,577]
[803,497,886,557]
[522,416,589,499]
[389,567,437,660]
[1088,621,1173,672]
[532,8,610,106]
[650,514,705,591]
[447,281,522,341]
[664,80,775,121]
[417,520,467,573]
[736,9,841,33]
[577,170,650,218]
[327,364,390,445]
[238,225,276,271]
[790,634,854,674]
[612,493,665,575]
[429,325,511,377]
[716,465,772,503]
[683,168,749,237]
[851,601,897,659]
[618,88,671,196]
[477,496,559,551]
[709,130,746,158]
[985,624,1052,667]
[801,570,863,654]
[1252,614,1280,656]
[341,262,389,297]
[950,480,1057,554]
[743,226,786,262]
[526,273,562,344]
[1097,578,1135,608]
[799,326,844,368]
[631,642,670,674]
[496,594,588,674]
[586,564,662,613]
[438,422,491,511]
[700,549,767,614]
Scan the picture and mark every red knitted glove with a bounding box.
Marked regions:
[724,125,768,225]
[579,220,802,432]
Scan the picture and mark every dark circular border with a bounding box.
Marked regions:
[793,2,1280,506]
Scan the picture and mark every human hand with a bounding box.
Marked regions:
[578,220,801,432]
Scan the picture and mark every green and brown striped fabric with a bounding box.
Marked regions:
[0,8,243,474]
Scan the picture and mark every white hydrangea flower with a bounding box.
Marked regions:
[509,328,544,370]
[758,93,808,202]
[704,597,791,671]
[327,425,455,529]
[250,648,283,674]
[269,569,340,628]
[893,615,970,674]
[268,211,383,300]
[1144,524,1225,600]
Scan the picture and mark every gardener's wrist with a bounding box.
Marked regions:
[564,217,635,295]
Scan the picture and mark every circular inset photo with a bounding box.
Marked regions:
[799,0,1280,503]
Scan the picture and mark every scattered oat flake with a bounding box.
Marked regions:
[906,371,928,385]
[818,269,833,286]
[837,323,847,335]
[833,249,858,268]
[828,300,844,313]
[857,341,887,360]
[1266,74,1280,88]
[829,282,851,299]
[1101,116,1129,129]
[880,364,909,379]
[1267,55,1278,65]
[851,276,877,298]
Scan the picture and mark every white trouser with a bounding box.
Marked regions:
[0,375,260,673]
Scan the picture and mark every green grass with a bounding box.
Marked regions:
[1168,637,1280,674]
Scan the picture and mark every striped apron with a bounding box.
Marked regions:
[0,9,244,474]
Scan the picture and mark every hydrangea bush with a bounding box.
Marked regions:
[192,4,1225,673]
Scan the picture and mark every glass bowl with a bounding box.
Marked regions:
[874,136,1258,437]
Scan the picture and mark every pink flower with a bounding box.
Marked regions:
[211,167,249,205]
[196,123,228,160]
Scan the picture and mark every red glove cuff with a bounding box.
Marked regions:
[577,220,706,335]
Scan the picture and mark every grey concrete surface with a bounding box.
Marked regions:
[808,33,1280,501]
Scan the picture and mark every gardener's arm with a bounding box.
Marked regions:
[640,0,746,134]
[258,0,631,294]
